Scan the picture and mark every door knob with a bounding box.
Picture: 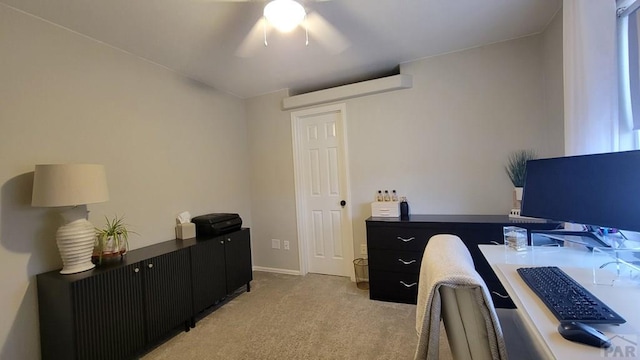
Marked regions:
[340,200,346,207]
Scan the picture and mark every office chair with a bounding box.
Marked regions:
[414,234,543,360]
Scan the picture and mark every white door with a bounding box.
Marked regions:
[292,103,354,277]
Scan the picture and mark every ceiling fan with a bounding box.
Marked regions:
[212,0,350,57]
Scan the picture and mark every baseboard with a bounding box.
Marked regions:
[253,266,301,276]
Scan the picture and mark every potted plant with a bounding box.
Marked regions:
[93,214,136,264]
[505,149,537,201]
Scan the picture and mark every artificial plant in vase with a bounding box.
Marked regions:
[505,149,537,205]
[93,214,136,264]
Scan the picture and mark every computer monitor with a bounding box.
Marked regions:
[521,150,640,246]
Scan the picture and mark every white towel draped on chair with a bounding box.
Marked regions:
[414,234,508,360]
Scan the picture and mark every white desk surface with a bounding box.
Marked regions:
[479,244,640,360]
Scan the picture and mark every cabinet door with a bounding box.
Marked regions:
[73,264,146,360]
[191,236,227,314]
[143,249,193,342]
[224,228,252,294]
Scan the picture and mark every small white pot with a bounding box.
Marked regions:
[514,187,523,201]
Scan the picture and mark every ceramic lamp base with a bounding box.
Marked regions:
[57,209,96,274]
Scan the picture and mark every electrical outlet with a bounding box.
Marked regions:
[283,240,290,250]
[272,239,281,249]
[360,244,367,255]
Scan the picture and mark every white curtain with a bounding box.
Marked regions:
[618,0,640,150]
[563,0,618,156]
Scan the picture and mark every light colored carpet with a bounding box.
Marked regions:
[142,271,452,360]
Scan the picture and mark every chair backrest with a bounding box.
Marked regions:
[421,234,505,360]
[440,283,494,360]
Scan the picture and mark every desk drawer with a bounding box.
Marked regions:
[369,270,419,304]
[368,249,422,273]
[367,227,430,252]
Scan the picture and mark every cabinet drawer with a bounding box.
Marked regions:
[368,249,423,273]
[369,270,419,304]
[367,227,430,252]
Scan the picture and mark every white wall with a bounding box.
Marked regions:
[0,5,250,359]
[245,89,300,272]
[247,32,565,273]
[542,8,565,154]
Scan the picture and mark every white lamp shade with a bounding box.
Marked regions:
[32,164,109,207]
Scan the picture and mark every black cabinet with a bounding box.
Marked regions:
[190,236,227,314]
[366,225,430,304]
[142,249,193,342]
[37,251,190,360]
[223,228,253,294]
[53,263,146,360]
[37,228,251,360]
[191,228,252,314]
[366,215,559,307]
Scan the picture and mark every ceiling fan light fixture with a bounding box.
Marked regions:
[264,0,306,33]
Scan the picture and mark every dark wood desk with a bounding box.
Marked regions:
[365,215,560,307]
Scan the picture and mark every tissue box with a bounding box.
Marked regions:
[371,201,400,217]
[176,223,196,240]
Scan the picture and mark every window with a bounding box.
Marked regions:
[618,0,640,149]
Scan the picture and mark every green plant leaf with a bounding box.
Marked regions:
[94,214,137,263]
[505,149,537,187]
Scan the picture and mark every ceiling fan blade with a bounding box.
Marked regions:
[235,17,272,57]
[305,12,349,54]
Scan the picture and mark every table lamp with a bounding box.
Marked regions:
[32,164,109,274]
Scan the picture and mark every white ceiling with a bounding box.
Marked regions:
[1,0,562,98]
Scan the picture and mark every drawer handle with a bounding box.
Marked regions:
[398,259,417,265]
[397,236,415,242]
[400,281,418,288]
[491,291,510,299]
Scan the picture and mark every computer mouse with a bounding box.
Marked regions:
[558,321,611,348]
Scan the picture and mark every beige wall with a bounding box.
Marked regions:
[247,32,565,273]
[0,5,250,359]
[542,8,565,156]
[245,89,301,272]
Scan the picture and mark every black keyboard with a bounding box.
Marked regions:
[517,266,626,324]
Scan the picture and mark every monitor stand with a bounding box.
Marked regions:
[530,226,613,248]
